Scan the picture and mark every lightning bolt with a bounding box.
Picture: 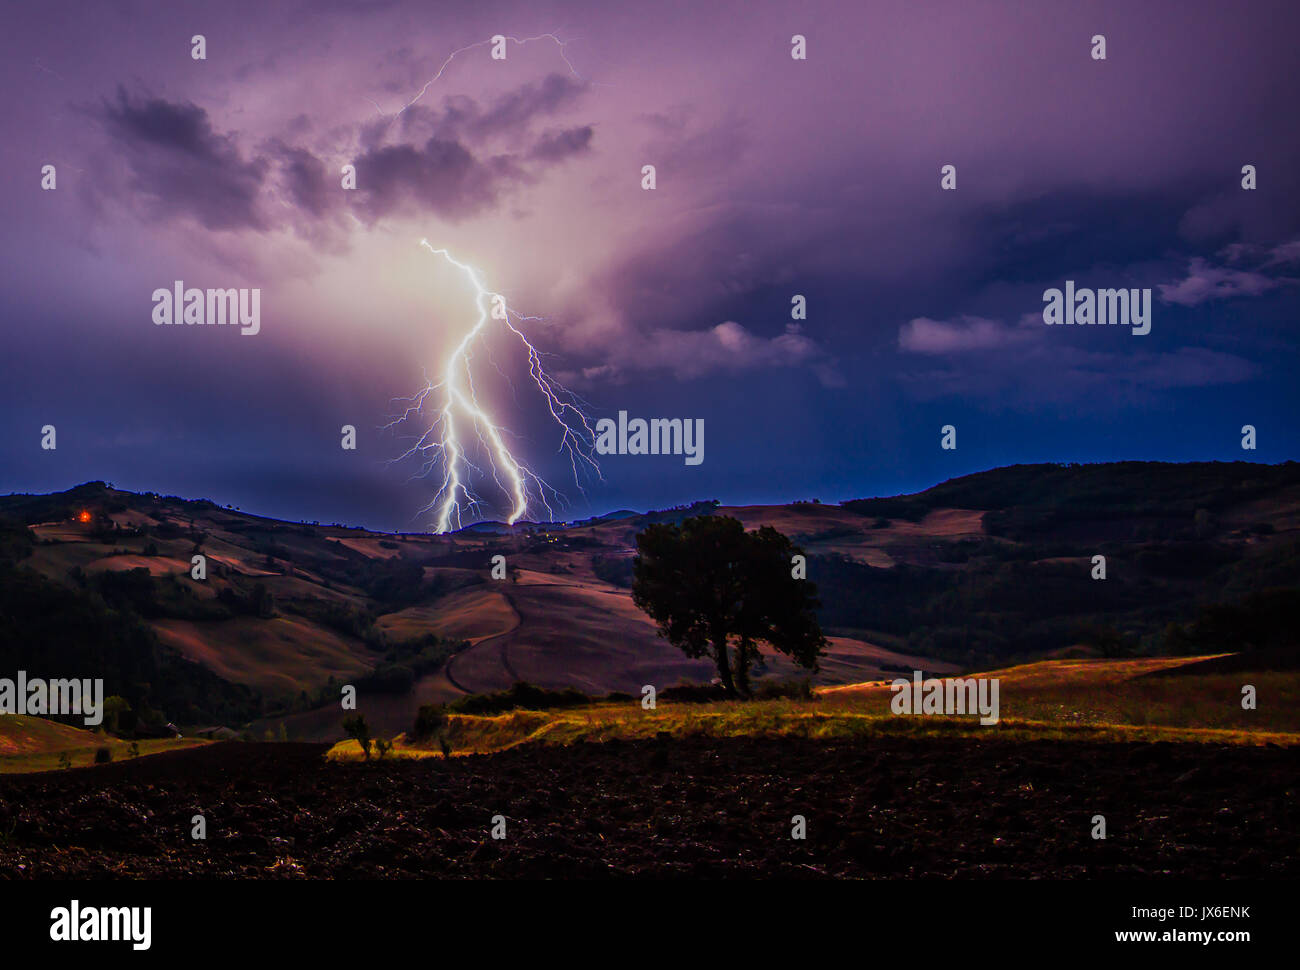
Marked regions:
[376,33,603,533]
[369,31,594,131]
[387,241,600,534]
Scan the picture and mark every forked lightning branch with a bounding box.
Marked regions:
[388,241,600,533]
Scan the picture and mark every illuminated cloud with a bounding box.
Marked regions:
[1158,257,1279,307]
[899,316,1037,354]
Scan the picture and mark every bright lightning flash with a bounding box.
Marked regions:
[388,241,600,534]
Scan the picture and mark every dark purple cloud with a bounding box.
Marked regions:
[98,89,270,230]
[374,73,589,147]
[95,69,595,235]
[529,125,594,162]
[463,73,588,139]
[351,137,521,221]
[274,143,334,218]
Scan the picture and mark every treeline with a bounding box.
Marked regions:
[66,566,274,622]
[812,537,1300,669]
[354,633,467,695]
[592,553,635,587]
[1164,588,1300,658]
[842,461,1300,541]
[639,500,721,526]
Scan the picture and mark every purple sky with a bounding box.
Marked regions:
[3,0,1298,531]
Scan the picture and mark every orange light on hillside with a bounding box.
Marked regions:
[78,510,92,524]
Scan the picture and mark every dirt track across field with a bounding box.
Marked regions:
[1,737,1295,878]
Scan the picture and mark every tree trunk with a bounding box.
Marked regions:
[713,636,736,694]
[733,638,753,698]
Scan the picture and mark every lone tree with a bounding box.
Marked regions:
[632,515,827,696]
[342,713,372,760]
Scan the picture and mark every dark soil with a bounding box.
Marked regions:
[1,737,1296,878]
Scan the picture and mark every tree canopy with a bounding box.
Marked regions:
[632,515,826,695]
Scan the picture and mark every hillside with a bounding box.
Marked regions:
[1,460,1297,741]
[0,714,206,773]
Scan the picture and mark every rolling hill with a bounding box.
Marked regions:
[0,714,206,773]
[1,460,1297,741]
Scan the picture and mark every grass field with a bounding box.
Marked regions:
[326,655,1300,761]
[0,715,209,774]
[7,655,1294,773]
[818,655,1300,731]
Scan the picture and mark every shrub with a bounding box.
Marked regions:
[591,554,635,588]
[93,746,112,764]
[355,662,415,695]
[445,681,590,716]
[342,714,372,759]
[410,704,448,742]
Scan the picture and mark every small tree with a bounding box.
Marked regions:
[633,515,827,696]
[102,695,132,736]
[342,714,372,760]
